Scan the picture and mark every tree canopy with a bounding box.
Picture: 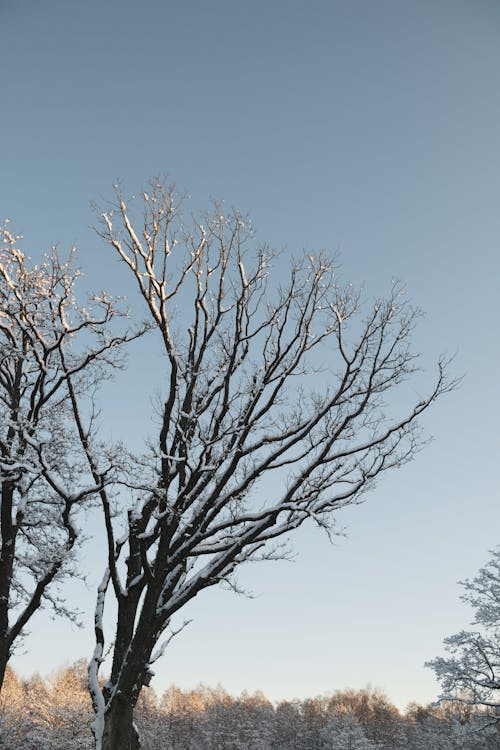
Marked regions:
[0,181,455,750]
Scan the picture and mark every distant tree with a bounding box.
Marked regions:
[404,703,490,750]
[74,180,453,750]
[405,706,457,750]
[134,687,163,750]
[0,665,24,748]
[299,696,328,750]
[203,692,241,750]
[320,711,378,749]
[427,547,500,734]
[326,688,405,749]
[4,663,498,750]
[158,684,210,750]
[235,691,275,750]
[20,671,54,750]
[0,224,137,690]
[47,660,93,749]
[274,699,304,750]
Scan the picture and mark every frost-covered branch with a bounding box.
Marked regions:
[86,179,454,750]
[0,223,135,692]
[427,547,500,727]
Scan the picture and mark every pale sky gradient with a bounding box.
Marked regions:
[1,0,500,710]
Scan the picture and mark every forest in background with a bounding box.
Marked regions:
[1,661,498,750]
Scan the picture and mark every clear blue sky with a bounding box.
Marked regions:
[2,0,500,710]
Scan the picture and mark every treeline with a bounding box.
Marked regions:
[0,661,498,749]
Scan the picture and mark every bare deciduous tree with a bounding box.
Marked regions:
[72,181,453,750]
[427,547,500,733]
[0,224,137,691]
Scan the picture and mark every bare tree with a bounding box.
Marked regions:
[79,181,453,750]
[0,224,137,691]
[427,548,500,734]
[320,712,377,750]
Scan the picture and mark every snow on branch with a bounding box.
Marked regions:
[82,181,456,740]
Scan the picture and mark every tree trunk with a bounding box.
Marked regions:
[0,640,10,693]
[101,696,140,750]
[0,480,15,694]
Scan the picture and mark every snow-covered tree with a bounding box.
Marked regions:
[157,684,208,750]
[0,224,140,691]
[427,548,500,733]
[273,700,304,750]
[234,691,275,750]
[3,663,497,750]
[321,711,378,749]
[77,180,453,750]
[326,688,405,749]
[46,660,94,749]
[404,703,491,750]
[133,686,163,750]
[19,671,54,749]
[0,665,24,748]
[299,696,328,750]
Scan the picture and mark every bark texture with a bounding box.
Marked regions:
[102,697,140,750]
